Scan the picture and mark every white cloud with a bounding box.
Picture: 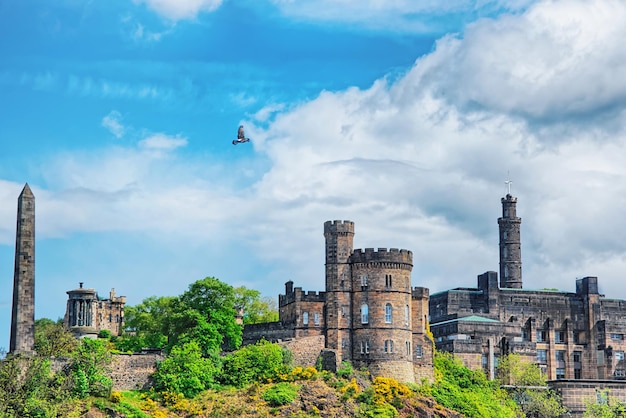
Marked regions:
[101,110,126,138]
[138,133,188,151]
[4,0,626,320]
[411,0,626,121]
[134,0,223,21]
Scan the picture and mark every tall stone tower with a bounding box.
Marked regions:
[324,220,354,358]
[10,183,36,354]
[498,193,522,288]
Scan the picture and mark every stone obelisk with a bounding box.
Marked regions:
[10,183,35,354]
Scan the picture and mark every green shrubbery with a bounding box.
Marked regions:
[220,339,291,387]
[261,382,300,406]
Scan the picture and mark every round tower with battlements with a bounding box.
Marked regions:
[498,194,522,288]
[324,220,355,358]
[350,247,415,383]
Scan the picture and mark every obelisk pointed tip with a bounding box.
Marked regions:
[19,183,34,198]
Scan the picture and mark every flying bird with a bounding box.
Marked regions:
[232,125,251,145]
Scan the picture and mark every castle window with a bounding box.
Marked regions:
[556,368,565,379]
[536,330,547,342]
[555,331,565,343]
[556,350,566,364]
[361,275,368,288]
[405,305,409,325]
[415,345,423,358]
[405,341,410,356]
[109,314,112,322]
[314,312,320,326]
[303,312,309,325]
[361,304,369,324]
[361,340,370,354]
[537,349,547,364]
[385,303,393,323]
[504,266,509,278]
[385,274,392,288]
[616,351,625,361]
[611,333,624,341]
[384,340,394,353]
[503,231,508,239]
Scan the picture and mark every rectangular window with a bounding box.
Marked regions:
[537,349,547,363]
[612,333,624,341]
[303,312,309,325]
[556,368,565,379]
[314,312,320,326]
[406,341,410,355]
[365,340,370,354]
[536,330,547,342]
[361,275,368,288]
[404,305,410,325]
[616,351,625,361]
[385,304,392,323]
[555,331,565,343]
[416,345,423,358]
[361,304,369,324]
[574,369,582,379]
[556,350,566,362]
[573,351,582,363]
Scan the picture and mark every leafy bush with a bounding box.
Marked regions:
[336,361,354,378]
[262,382,300,406]
[152,341,219,398]
[220,340,291,387]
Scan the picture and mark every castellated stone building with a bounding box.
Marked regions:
[64,282,126,338]
[430,193,626,386]
[243,220,434,384]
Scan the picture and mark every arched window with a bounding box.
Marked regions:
[303,311,309,325]
[385,303,392,323]
[405,305,410,325]
[361,304,369,324]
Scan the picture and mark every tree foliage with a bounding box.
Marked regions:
[34,318,79,357]
[152,341,219,398]
[220,340,291,387]
[584,390,626,417]
[234,286,279,324]
[430,352,520,418]
[496,354,566,418]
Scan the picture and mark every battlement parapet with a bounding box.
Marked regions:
[324,220,355,234]
[350,247,413,265]
[280,288,326,305]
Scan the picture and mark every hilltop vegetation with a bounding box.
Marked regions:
[0,276,572,417]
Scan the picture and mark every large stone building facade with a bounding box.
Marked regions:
[64,282,126,338]
[430,192,626,385]
[244,220,434,384]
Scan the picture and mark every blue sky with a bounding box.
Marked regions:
[3,0,626,350]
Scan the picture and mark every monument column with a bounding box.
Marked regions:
[10,183,35,354]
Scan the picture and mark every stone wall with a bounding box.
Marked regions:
[108,352,163,390]
[242,321,296,345]
[549,379,626,417]
[280,335,325,368]
[50,352,163,391]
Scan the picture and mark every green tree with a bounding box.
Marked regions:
[72,338,112,397]
[116,295,174,351]
[234,286,279,324]
[34,318,79,357]
[220,340,291,387]
[584,390,626,417]
[152,341,219,398]
[172,277,242,351]
[496,354,566,418]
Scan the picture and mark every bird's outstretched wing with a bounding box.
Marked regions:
[238,125,245,140]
